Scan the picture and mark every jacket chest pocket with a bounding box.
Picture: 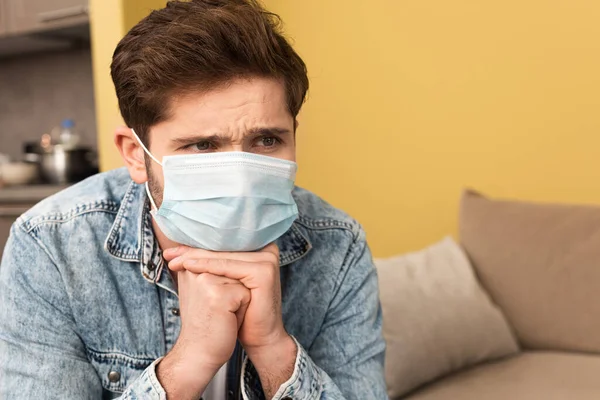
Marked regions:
[87,348,156,396]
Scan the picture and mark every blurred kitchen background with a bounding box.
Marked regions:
[0,0,99,255]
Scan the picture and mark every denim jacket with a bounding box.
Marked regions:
[0,168,387,399]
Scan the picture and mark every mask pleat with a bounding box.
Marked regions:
[152,152,299,251]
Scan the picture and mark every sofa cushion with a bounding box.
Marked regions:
[460,190,600,353]
[405,351,600,400]
[376,237,518,399]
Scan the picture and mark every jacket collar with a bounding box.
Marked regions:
[104,181,312,278]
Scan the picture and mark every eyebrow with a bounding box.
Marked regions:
[171,127,291,146]
[248,127,290,136]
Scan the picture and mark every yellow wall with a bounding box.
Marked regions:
[263,0,600,256]
[95,1,600,257]
[90,0,166,171]
[90,0,125,171]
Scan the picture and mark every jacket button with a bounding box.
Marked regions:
[108,370,120,382]
[147,262,156,271]
[171,308,180,316]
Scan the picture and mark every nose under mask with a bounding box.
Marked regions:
[132,129,299,251]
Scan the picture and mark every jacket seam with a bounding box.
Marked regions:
[105,181,139,260]
[279,223,313,266]
[19,203,120,233]
[15,225,60,267]
[332,230,365,303]
[86,347,157,367]
[15,225,82,330]
[295,215,359,235]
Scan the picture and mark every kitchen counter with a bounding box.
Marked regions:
[0,184,68,204]
[0,184,69,257]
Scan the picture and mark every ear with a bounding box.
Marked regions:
[114,126,148,184]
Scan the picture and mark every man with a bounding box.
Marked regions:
[0,1,386,399]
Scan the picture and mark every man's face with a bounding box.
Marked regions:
[146,77,296,207]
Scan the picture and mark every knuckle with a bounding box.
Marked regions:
[269,242,280,255]
[217,258,230,269]
[229,285,245,300]
[196,272,213,285]
[204,284,224,303]
[190,257,213,270]
[233,287,251,307]
[260,263,278,282]
[264,252,279,264]
[207,287,221,300]
[177,250,195,262]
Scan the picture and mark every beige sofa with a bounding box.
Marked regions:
[379,191,600,400]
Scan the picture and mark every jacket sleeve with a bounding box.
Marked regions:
[0,225,167,399]
[241,228,388,400]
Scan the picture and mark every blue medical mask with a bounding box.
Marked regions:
[132,129,298,252]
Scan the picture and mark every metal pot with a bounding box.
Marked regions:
[38,145,98,184]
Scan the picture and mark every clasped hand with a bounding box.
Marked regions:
[163,243,290,366]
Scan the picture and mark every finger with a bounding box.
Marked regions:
[181,258,274,289]
[215,276,250,314]
[260,242,280,258]
[168,247,278,271]
[168,258,185,272]
[162,245,193,261]
[181,272,250,324]
[203,273,242,286]
[234,289,251,330]
[177,270,241,286]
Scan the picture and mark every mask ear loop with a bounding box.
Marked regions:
[131,128,162,211]
[145,182,159,212]
[131,128,162,166]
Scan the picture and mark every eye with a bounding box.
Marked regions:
[257,136,280,147]
[192,141,214,152]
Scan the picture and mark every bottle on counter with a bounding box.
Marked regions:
[56,119,80,150]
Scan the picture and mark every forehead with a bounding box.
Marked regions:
[167,77,291,128]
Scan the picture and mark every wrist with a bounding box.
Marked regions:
[245,332,297,372]
[156,344,221,400]
[244,333,298,399]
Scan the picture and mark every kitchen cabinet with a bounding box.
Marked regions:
[0,0,89,58]
[6,0,88,36]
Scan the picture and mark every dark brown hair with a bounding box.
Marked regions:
[110,0,309,144]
